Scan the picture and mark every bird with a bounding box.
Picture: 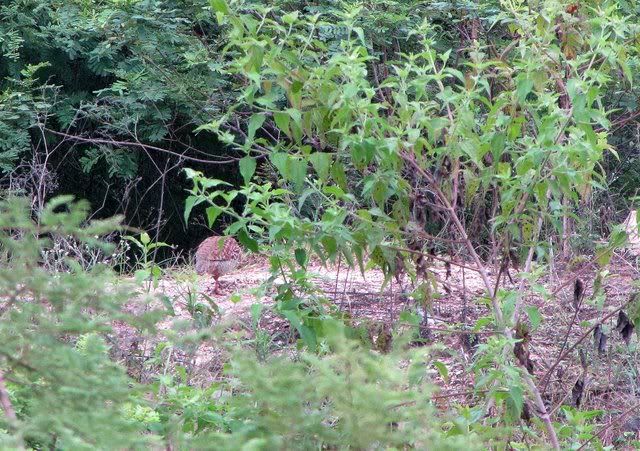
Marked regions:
[195,236,243,295]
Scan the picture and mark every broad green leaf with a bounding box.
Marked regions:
[270,153,289,178]
[496,162,511,179]
[239,156,257,185]
[210,0,228,14]
[183,168,201,180]
[310,152,331,182]
[199,178,232,189]
[506,386,524,422]
[295,248,307,267]
[250,303,263,327]
[501,290,518,321]
[516,77,534,103]
[351,140,376,170]
[525,306,542,330]
[205,206,222,227]
[247,113,266,142]
[134,269,151,283]
[287,108,302,127]
[274,111,291,137]
[353,27,365,45]
[160,295,175,316]
[287,157,307,192]
[298,188,314,210]
[399,311,420,326]
[184,195,203,223]
[331,161,348,189]
[298,324,317,351]
[282,11,299,25]
[237,228,259,253]
[321,235,338,258]
[281,309,302,329]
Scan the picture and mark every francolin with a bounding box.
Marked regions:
[195,236,242,294]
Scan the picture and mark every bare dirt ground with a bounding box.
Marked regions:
[114,250,640,444]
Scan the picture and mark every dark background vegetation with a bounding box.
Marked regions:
[1,0,639,250]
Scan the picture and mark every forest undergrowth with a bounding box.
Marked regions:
[3,0,640,449]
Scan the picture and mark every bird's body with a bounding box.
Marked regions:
[195,236,242,294]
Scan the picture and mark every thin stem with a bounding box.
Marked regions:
[403,151,560,449]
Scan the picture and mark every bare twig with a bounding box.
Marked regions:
[540,300,634,393]
[42,128,238,165]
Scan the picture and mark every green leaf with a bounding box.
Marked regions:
[140,232,151,245]
[295,248,307,267]
[250,303,264,328]
[331,161,348,189]
[297,188,315,211]
[151,265,162,279]
[433,361,449,383]
[205,206,222,227]
[321,236,338,258]
[134,269,151,283]
[287,108,302,127]
[399,311,420,326]
[247,114,266,142]
[501,291,518,320]
[199,178,232,189]
[287,157,307,192]
[506,386,524,421]
[239,156,257,185]
[351,139,376,171]
[525,306,542,331]
[281,310,317,350]
[298,324,317,351]
[210,0,229,14]
[291,81,303,94]
[184,195,203,224]
[237,228,259,253]
[309,152,331,182]
[282,11,299,25]
[274,112,291,137]
[516,77,534,103]
[353,26,366,45]
[270,153,288,178]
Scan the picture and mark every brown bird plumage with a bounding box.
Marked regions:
[195,236,242,294]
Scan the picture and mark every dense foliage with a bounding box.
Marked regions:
[186,0,640,448]
[2,0,639,245]
[0,0,235,248]
[2,0,640,449]
[0,196,485,449]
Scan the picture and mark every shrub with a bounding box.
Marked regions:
[0,196,156,449]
